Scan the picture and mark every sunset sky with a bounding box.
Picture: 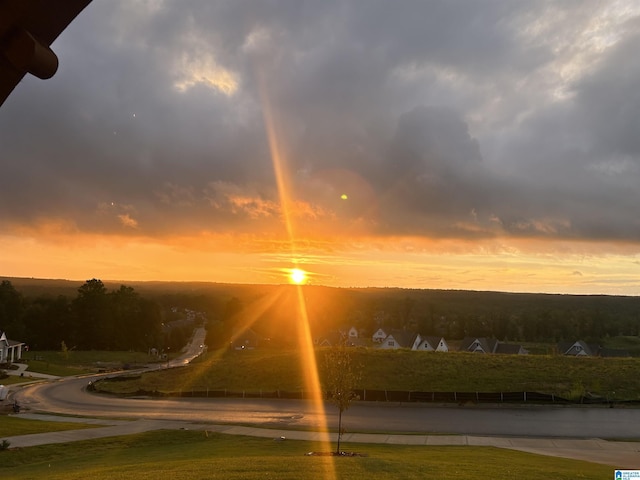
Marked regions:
[1,0,640,295]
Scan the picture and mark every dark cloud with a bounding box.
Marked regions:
[1,0,639,246]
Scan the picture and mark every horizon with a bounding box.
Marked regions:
[2,1,640,296]
[3,275,638,298]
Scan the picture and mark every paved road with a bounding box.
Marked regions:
[14,374,640,439]
[8,328,640,468]
[5,412,640,469]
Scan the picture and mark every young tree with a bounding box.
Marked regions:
[323,345,362,454]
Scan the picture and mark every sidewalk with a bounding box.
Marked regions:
[4,413,640,468]
[5,363,60,380]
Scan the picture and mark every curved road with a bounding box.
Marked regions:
[13,329,640,439]
[15,377,640,439]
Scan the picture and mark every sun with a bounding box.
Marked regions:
[289,268,308,285]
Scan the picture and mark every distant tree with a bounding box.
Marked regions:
[323,346,362,454]
[110,285,161,350]
[0,280,24,337]
[72,279,109,348]
[22,295,72,349]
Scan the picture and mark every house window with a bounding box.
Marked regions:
[388,341,395,346]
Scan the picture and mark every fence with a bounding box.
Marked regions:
[109,386,588,404]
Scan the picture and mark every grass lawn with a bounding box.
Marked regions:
[94,348,640,401]
[1,430,614,480]
[0,415,97,437]
[18,351,165,377]
[0,375,38,386]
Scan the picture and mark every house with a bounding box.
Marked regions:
[347,326,359,340]
[379,330,421,350]
[559,340,597,356]
[0,331,25,363]
[415,336,449,352]
[372,328,387,343]
[459,337,498,354]
[459,337,527,355]
[558,341,628,358]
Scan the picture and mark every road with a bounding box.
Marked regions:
[15,379,640,438]
[13,328,640,439]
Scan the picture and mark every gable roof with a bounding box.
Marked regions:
[384,330,420,349]
[459,337,497,353]
[0,330,24,347]
[558,340,597,356]
[428,335,446,346]
[372,328,387,338]
[418,336,448,350]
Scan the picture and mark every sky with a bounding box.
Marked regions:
[1,0,640,295]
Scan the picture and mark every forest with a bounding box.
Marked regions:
[0,279,165,351]
[201,285,640,348]
[1,278,640,352]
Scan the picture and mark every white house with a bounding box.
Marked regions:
[347,326,358,339]
[560,340,595,356]
[372,328,387,343]
[0,331,24,363]
[415,336,449,352]
[459,337,498,353]
[379,330,421,350]
[460,336,527,355]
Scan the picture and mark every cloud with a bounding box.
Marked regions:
[118,214,139,229]
[1,0,639,253]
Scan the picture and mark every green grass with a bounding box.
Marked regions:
[0,375,38,385]
[19,351,164,377]
[1,429,614,479]
[0,415,96,437]
[93,347,640,401]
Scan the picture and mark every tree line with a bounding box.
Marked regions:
[0,279,163,351]
[203,286,640,347]
[3,279,640,352]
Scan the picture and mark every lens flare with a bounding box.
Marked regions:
[257,67,335,475]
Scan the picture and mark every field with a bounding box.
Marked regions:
[3,346,634,478]
[0,416,96,437]
[92,348,640,401]
[1,429,614,479]
[16,350,167,377]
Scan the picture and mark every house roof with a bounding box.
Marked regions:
[421,336,446,349]
[422,335,446,348]
[0,330,24,347]
[558,340,597,356]
[459,337,497,353]
[494,343,526,355]
[386,330,419,349]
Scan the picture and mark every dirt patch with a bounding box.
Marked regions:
[305,451,368,457]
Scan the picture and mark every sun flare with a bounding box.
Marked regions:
[289,268,307,285]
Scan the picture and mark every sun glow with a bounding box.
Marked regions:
[289,268,307,285]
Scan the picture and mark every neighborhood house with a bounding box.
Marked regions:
[0,331,24,363]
